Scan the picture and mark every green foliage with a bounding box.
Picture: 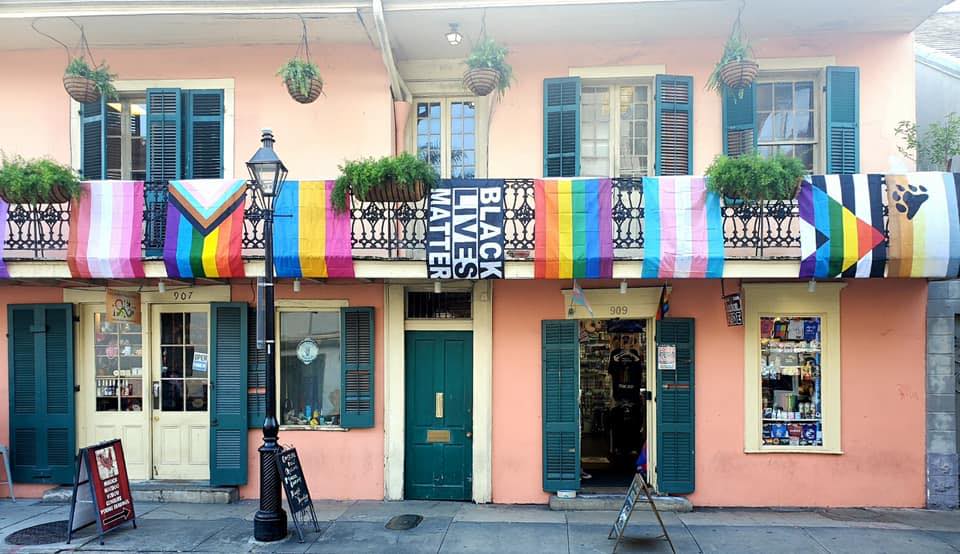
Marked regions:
[465,38,514,95]
[895,113,960,171]
[0,153,82,203]
[277,58,322,97]
[706,29,753,96]
[705,153,806,201]
[332,153,439,212]
[64,57,118,100]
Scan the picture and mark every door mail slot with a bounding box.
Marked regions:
[426,430,451,443]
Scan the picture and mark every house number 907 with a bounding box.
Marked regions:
[609,306,628,316]
[173,291,193,301]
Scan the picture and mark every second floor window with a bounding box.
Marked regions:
[756,78,818,171]
[106,96,147,180]
[580,83,652,178]
[416,98,476,178]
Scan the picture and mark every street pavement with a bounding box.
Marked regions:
[0,499,958,553]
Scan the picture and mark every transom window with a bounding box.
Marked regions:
[756,79,818,171]
[415,98,476,178]
[580,83,652,178]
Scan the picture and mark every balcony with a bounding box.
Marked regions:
[2,178,826,268]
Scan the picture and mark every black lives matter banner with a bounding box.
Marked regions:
[427,179,504,279]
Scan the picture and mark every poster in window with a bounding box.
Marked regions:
[657,345,676,370]
[106,290,141,325]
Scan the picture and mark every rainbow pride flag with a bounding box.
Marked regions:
[163,179,247,278]
[642,176,724,278]
[534,178,613,279]
[273,180,355,278]
[68,181,146,278]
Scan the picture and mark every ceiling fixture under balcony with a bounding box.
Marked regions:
[445,23,462,46]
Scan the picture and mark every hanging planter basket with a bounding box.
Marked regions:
[463,68,501,97]
[63,75,101,104]
[718,59,759,90]
[354,180,427,204]
[285,76,323,104]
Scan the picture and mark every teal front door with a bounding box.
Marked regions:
[405,331,473,500]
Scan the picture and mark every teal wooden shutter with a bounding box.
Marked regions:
[722,84,757,157]
[543,77,580,177]
[656,318,695,494]
[8,304,75,484]
[209,302,248,486]
[541,320,579,492]
[655,75,693,176]
[145,88,181,256]
[80,99,106,180]
[341,307,374,429]
[184,90,225,179]
[826,66,860,174]
[247,306,266,429]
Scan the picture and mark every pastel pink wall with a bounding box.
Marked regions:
[232,282,385,501]
[492,279,927,507]
[0,44,392,177]
[0,287,64,499]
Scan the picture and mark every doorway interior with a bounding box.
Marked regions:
[578,318,648,492]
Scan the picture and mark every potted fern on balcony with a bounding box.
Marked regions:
[332,153,439,212]
[0,154,83,204]
[705,153,806,204]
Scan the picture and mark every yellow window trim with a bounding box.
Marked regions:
[743,282,845,454]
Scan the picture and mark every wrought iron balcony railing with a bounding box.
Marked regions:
[4,178,809,263]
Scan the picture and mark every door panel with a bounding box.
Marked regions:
[404,331,473,501]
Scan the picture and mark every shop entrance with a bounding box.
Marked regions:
[578,319,649,491]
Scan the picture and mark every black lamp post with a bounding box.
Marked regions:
[247,128,288,542]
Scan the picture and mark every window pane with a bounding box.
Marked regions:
[794,111,814,140]
[95,313,143,412]
[580,87,611,177]
[161,346,184,378]
[795,144,815,170]
[162,380,184,411]
[760,316,823,447]
[794,82,814,111]
[450,101,476,179]
[185,380,208,412]
[187,312,207,345]
[619,85,650,177]
[774,83,793,110]
[280,311,342,427]
[161,313,183,344]
[756,83,773,111]
[757,111,774,142]
[416,101,442,174]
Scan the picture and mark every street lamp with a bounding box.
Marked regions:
[247,128,288,542]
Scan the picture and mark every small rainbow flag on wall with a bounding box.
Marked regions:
[642,176,724,278]
[163,179,247,279]
[534,178,613,279]
[273,180,355,278]
[68,181,146,279]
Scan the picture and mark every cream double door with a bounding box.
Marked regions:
[81,304,211,481]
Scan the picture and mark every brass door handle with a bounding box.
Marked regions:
[466,431,472,439]
[435,392,443,419]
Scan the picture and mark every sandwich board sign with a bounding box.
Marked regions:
[276,447,321,542]
[608,472,675,553]
[67,439,136,544]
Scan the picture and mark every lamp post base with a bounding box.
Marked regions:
[253,510,288,543]
[253,440,287,542]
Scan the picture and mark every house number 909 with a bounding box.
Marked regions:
[173,291,193,301]
[609,306,628,316]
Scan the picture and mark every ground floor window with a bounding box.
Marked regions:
[94,314,143,411]
[159,311,208,412]
[760,316,822,447]
[579,318,648,489]
[279,310,341,427]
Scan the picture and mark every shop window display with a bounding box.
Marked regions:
[94,314,143,411]
[760,316,822,447]
[279,311,342,427]
[159,312,209,412]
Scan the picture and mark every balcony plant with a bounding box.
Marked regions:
[278,58,323,104]
[463,37,513,97]
[706,10,758,97]
[895,113,960,171]
[705,153,807,203]
[63,57,118,104]
[332,153,439,212]
[0,153,82,204]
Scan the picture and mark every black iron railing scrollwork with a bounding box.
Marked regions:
[4,177,815,262]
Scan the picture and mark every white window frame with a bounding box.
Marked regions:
[579,79,656,178]
[755,70,825,173]
[70,78,236,179]
[410,96,482,179]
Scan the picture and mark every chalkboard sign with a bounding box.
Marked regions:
[67,439,137,545]
[607,472,674,553]
[275,448,321,542]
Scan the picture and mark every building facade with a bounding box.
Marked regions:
[0,0,949,508]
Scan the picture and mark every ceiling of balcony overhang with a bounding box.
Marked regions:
[0,0,949,53]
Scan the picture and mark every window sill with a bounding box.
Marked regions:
[279,425,348,432]
[745,447,842,455]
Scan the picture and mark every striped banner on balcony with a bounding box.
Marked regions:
[798,175,886,279]
[67,181,146,279]
[163,179,247,278]
[273,180,355,278]
[642,176,724,278]
[885,172,960,278]
[534,178,613,279]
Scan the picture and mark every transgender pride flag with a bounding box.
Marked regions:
[642,176,724,278]
[67,181,146,278]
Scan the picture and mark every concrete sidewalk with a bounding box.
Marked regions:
[0,499,958,553]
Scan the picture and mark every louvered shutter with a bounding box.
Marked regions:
[826,66,860,174]
[340,307,374,428]
[543,77,581,177]
[655,75,694,176]
[541,320,579,492]
[145,89,181,256]
[209,303,248,486]
[722,84,757,157]
[8,304,75,484]
[656,318,695,495]
[246,306,266,429]
[184,90,225,179]
[80,99,106,180]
